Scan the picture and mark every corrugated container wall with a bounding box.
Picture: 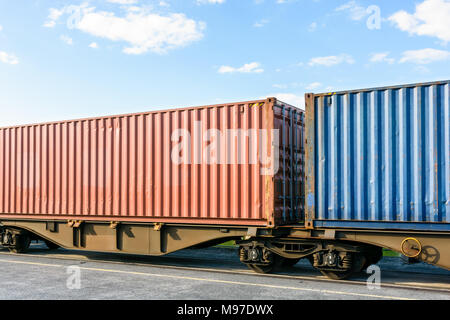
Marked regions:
[305,81,450,231]
[0,99,304,227]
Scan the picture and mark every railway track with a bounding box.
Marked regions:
[1,243,449,295]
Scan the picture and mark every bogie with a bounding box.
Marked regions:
[0,228,32,254]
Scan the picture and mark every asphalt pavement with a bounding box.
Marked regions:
[0,243,449,300]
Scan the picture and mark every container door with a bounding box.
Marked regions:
[273,103,305,225]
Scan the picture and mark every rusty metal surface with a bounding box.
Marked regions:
[304,93,315,229]
[0,98,303,227]
[305,80,450,231]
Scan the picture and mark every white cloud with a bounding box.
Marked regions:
[89,42,99,49]
[267,93,305,109]
[60,35,73,45]
[49,8,64,20]
[399,48,450,64]
[0,51,19,65]
[107,0,138,4]
[370,52,395,64]
[0,25,3,32]
[308,22,317,32]
[196,0,225,4]
[389,0,450,43]
[43,21,56,28]
[335,1,368,21]
[305,82,322,90]
[43,8,65,28]
[159,1,170,7]
[308,54,355,67]
[47,5,205,55]
[253,19,269,28]
[218,62,264,74]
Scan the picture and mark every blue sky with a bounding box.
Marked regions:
[0,0,449,127]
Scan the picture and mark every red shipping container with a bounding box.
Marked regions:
[0,98,304,227]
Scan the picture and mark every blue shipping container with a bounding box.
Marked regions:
[305,81,450,232]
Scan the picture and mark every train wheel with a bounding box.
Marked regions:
[319,270,355,280]
[247,255,285,274]
[247,264,276,274]
[353,253,367,273]
[44,240,60,250]
[282,258,301,267]
[315,253,366,280]
[8,233,31,254]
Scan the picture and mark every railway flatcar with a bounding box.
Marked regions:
[0,80,448,280]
